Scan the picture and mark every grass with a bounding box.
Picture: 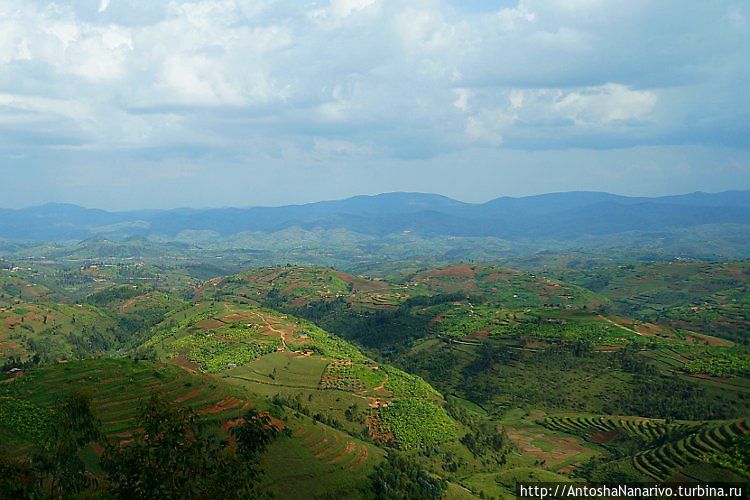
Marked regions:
[262,417,384,498]
[226,352,329,388]
[0,359,387,496]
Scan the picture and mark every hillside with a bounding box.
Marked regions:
[552,262,750,344]
[139,301,461,452]
[0,260,748,497]
[195,264,750,486]
[0,359,385,498]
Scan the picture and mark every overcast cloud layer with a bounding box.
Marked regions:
[0,0,749,209]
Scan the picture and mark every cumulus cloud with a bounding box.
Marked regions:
[1,1,748,149]
[0,0,747,206]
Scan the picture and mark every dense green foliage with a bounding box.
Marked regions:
[0,454,39,499]
[37,392,101,497]
[711,432,750,478]
[380,400,458,450]
[102,397,279,498]
[369,453,447,499]
[0,398,51,444]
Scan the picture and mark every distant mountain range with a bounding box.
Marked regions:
[1,190,749,245]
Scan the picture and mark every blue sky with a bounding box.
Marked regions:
[0,0,749,209]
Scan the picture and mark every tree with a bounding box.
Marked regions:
[35,391,101,498]
[369,453,447,499]
[0,454,40,499]
[102,397,279,498]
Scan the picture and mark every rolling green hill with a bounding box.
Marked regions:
[1,259,748,498]
[139,301,460,452]
[554,262,750,343]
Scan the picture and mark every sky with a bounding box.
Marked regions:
[0,0,749,209]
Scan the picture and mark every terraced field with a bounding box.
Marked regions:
[542,415,686,442]
[261,417,384,498]
[0,274,58,304]
[402,264,606,310]
[559,262,750,343]
[542,415,750,481]
[0,359,249,455]
[291,420,373,468]
[0,358,387,496]
[633,420,749,481]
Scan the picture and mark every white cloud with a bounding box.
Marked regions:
[552,83,657,125]
[308,0,380,27]
[457,83,657,146]
[0,0,745,160]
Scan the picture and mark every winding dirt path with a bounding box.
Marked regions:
[372,373,389,392]
[248,311,289,348]
[597,315,642,335]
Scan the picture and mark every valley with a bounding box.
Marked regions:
[1,245,748,498]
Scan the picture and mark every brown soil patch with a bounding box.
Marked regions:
[725,266,749,280]
[173,388,204,403]
[428,265,477,278]
[366,415,396,446]
[593,345,624,352]
[222,418,243,434]
[349,444,369,468]
[24,312,45,323]
[90,441,105,457]
[195,319,225,329]
[484,272,516,280]
[221,413,285,434]
[327,440,356,464]
[428,312,447,327]
[307,433,332,450]
[223,313,257,322]
[590,429,619,443]
[171,353,200,374]
[557,462,582,475]
[506,428,589,466]
[314,433,341,458]
[117,296,147,314]
[636,322,666,336]
[198,396,246,415]
[467,326,492,340]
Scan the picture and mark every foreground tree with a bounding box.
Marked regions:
[35,392,101,498]
[369,453,447,499]
[102,397,279,498]
[0,454,40,499]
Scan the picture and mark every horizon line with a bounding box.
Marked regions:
[3,188,747,213]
